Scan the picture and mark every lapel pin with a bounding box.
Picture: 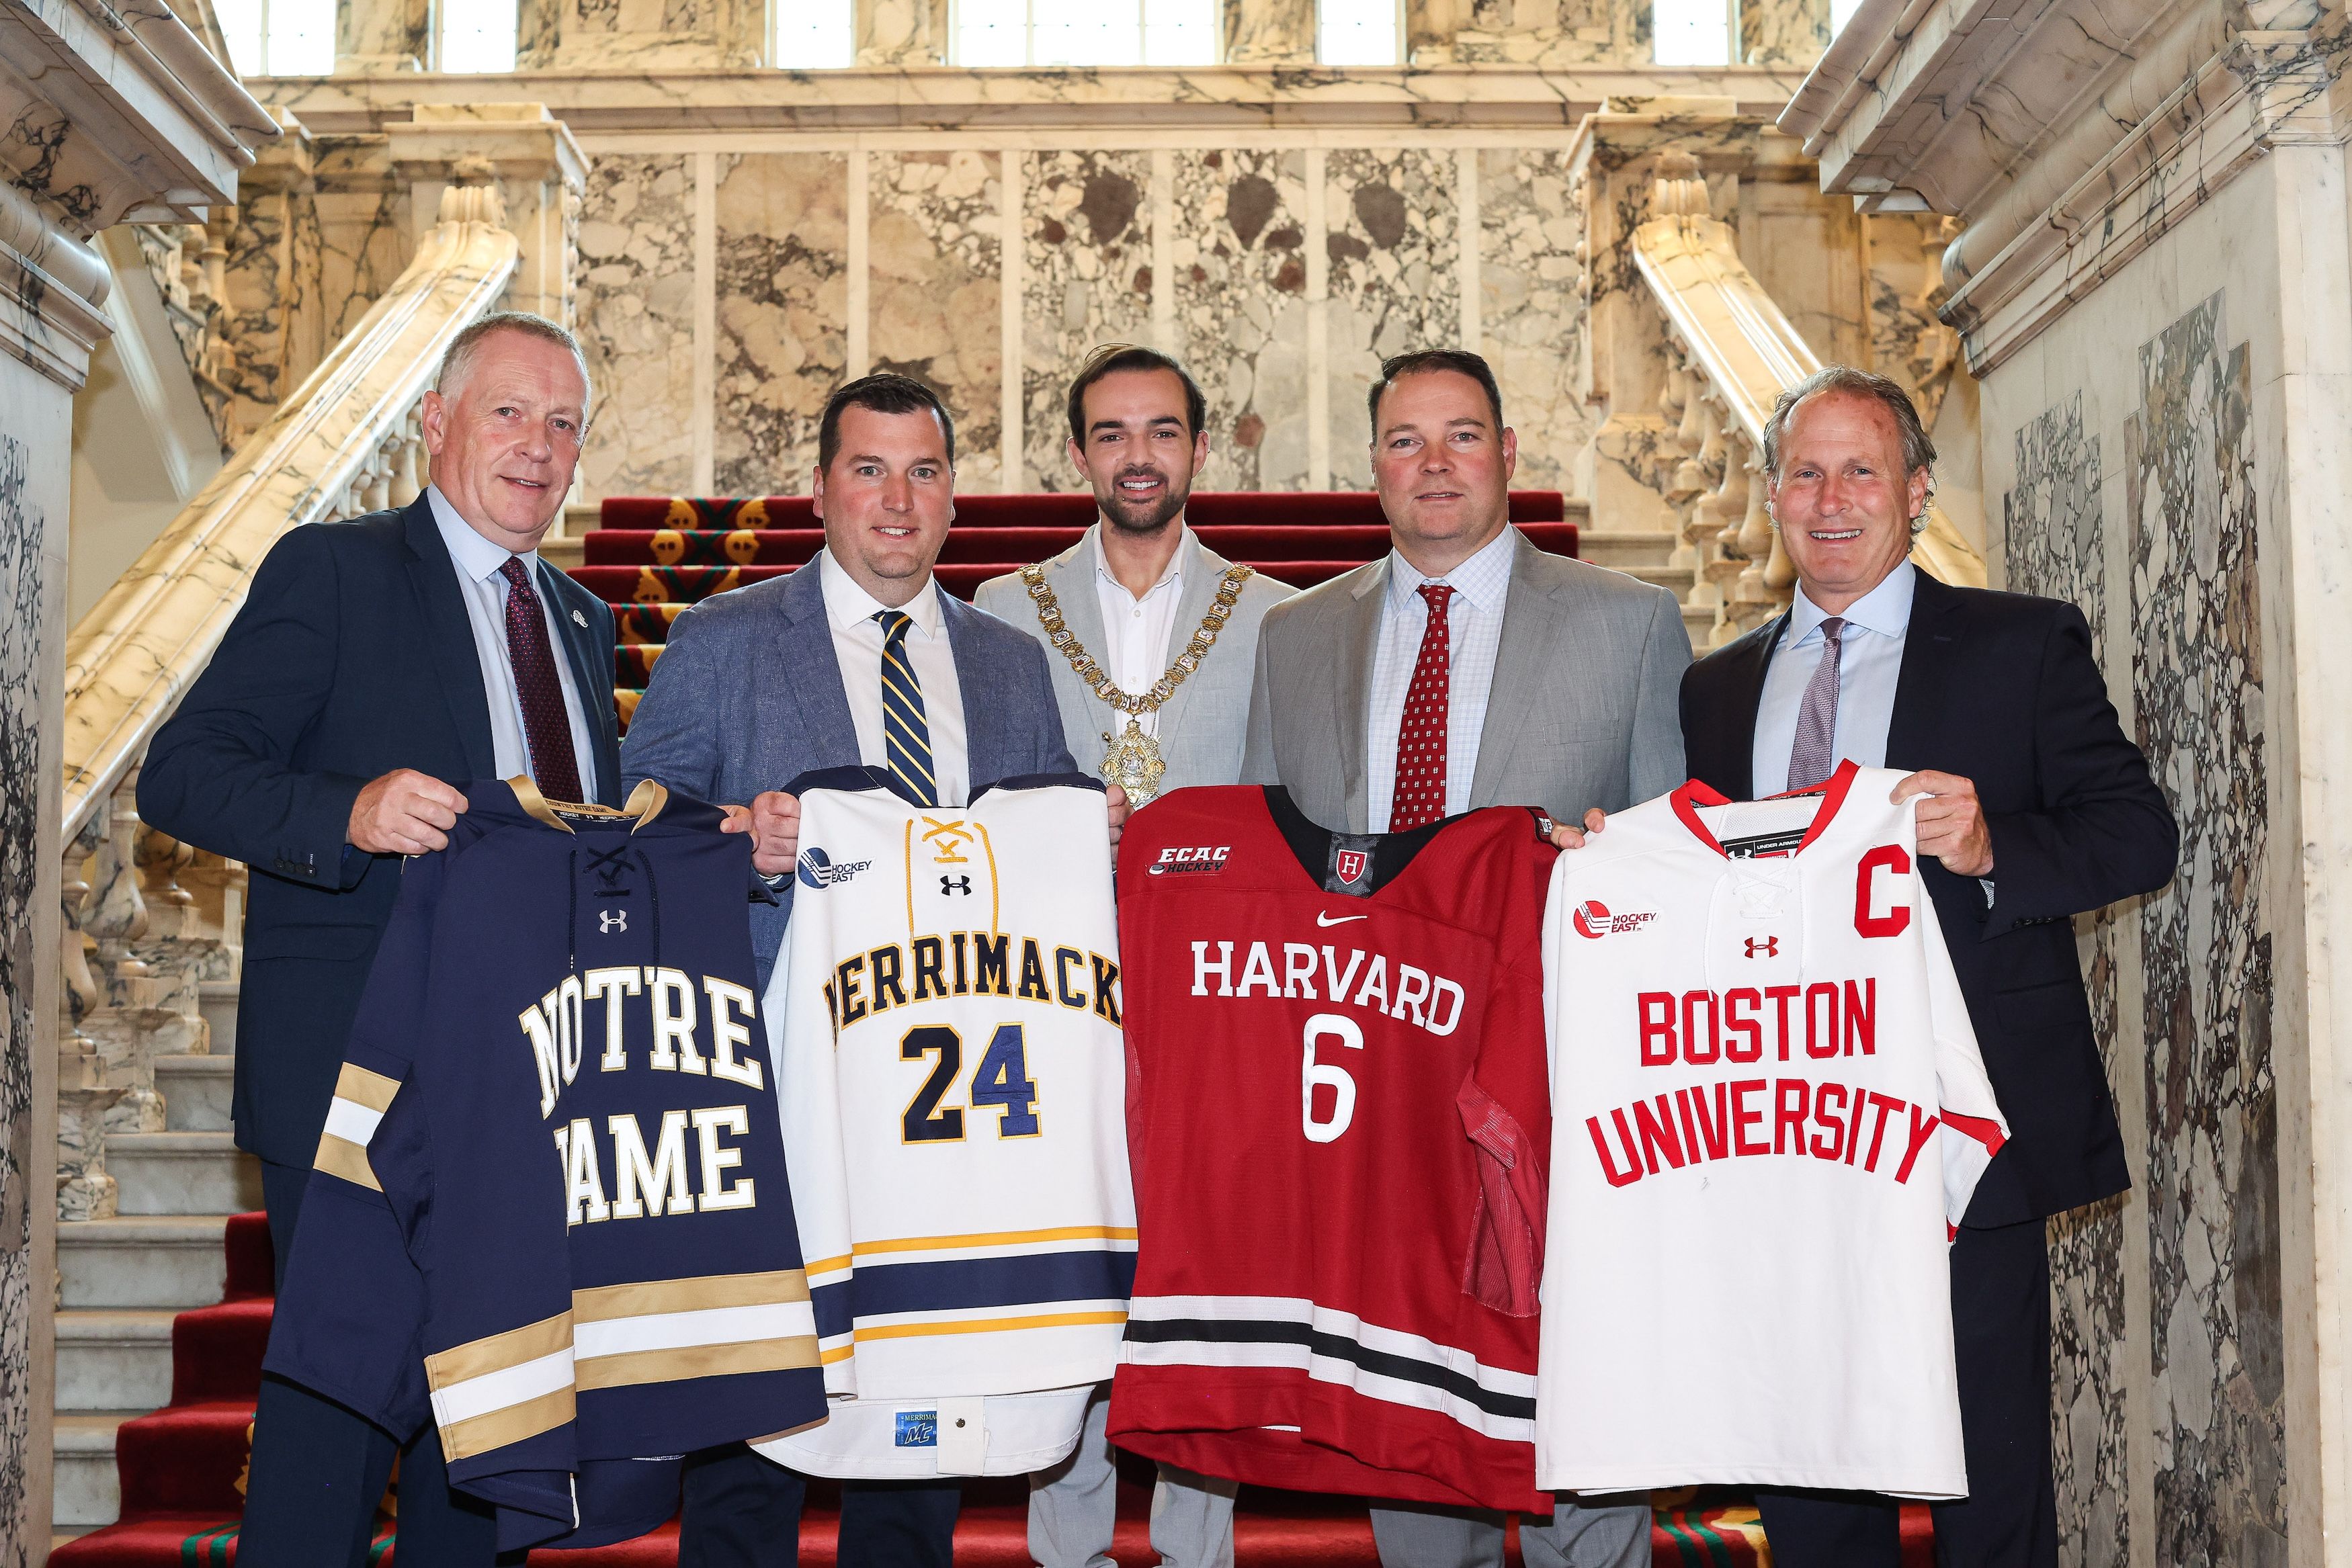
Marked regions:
[572,609,588,627]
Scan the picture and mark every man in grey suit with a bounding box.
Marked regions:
[620,372,1107,1568]
[978,343,1292,1568]
[978,343,1293,806]
[1241,349,1689,1568]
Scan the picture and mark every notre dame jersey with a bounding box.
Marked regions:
[757,769,1133,1477]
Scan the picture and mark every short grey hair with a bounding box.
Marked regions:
[1760,365,1935,529]
[435,311,594,419]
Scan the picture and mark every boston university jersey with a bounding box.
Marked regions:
[1537,762,2008,1498]
[1109,785,1556,1514]
[757,769,1132,1478]
[265,780,825,1549]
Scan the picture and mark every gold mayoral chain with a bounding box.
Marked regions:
[1019,560,1255,807]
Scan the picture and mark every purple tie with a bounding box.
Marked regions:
[1784,616,1846,793]
[497,556,585,803]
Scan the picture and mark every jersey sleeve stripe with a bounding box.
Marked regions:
[573,1268,810,1321]
[437,1380,577,1463]
[312,1133,380,1191]
[849,1225,1139,1257]
[321,1096,384,1149]
[577,1301,817,1359]
[331,1062,401,1114]
[1937,1109,2007,1156]
[855,1309,1130,1342]
[425,1310,575,1389]
[577,1336,822,1390]
[846,1250,1136,1319]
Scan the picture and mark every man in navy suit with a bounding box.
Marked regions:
[141,312,622,1568]
[1576,366,2175,1568]
[622,372,1118,1568]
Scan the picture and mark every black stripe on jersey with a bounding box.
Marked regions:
[1122,1317,1537,1421]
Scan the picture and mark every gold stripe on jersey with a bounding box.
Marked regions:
[442,1386,577,1463]
[334,1063,401,1113]
[313,1134,380,1191]
[312,1063,403,1190]
[849,1225,1140,1258]
[855,1309,1130,1342]
[574,1268,811,1321]
[578,1336,824,1390]
[427,1311,575,1389]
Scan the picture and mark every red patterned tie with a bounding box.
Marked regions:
[497,556,585,803]
[1389,583,1454,831]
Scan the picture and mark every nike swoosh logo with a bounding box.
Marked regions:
[1316,912,1369,926]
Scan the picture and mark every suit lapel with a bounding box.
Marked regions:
[1150,529,1220,746]
[941,590,1009,785]
[1471,533,1565,803]
[402,496,497,781]
[1337,562,1384,832]
[539,565,620,805]
[1052,531,1116,748]
[1885,570,1963,771]
[777,558,862,767]
[1721,611,1786,799]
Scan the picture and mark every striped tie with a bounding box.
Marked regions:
[875,609,937,807]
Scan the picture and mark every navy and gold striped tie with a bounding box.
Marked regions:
[875,609,937,807]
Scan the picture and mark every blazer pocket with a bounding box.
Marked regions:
[245,922,382,961]
[1992,978,2093,1033]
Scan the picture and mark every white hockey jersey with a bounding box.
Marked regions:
[757,769,1134,1478]
[1536,762,2008,1499]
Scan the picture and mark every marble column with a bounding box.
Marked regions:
[517,0,764,69]
[1224,0,1318,62]
[336,0,431,73]
[388,105,586,329]
[853,0,949,65]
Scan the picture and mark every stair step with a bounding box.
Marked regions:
[53,1413,132,1529]
[196,981,237,1057]
[54,1312,177,1413]
[156,1056,233,1133]
[107,1134,262,1217]
[1577,529,1681,569]
[60,1217,230,1309]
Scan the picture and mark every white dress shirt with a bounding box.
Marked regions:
[1093,525,1189,742]
[818,548,970,808]
[1751,560,1916,801]
[1365,525,1515,832]
[427,485,601,801]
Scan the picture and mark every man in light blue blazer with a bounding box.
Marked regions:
[619,372,1093,1568]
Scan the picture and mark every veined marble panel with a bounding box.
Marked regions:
[1021,150,1154,491]
[1445,0,1645,65]
[219,188,323,440]
[314,188,409,351]
[1738,0,1829,69]
[1325,147,1462,489]
[871,150,1003,494]
[712,153,848,496]
[577,155,696,498]
[2125,292,2286,1567]
[1172,148,1311,492]
[2003,391,2129,1568]
[0,428,38,1567]
[1480,147,1587,490]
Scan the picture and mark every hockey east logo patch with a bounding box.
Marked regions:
[796,846,872,891]
[1148,845,1231,877]
[1572,900,1658,939]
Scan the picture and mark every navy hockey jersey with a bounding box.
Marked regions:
[265,779,826,1547]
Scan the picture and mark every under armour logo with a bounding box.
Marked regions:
[1745,936,1779,958]
[940,875,972,896]
[599,909,628,934]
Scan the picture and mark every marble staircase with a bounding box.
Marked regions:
[53,984,258,1535]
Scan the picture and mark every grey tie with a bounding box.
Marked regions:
[1785,616,1847,793]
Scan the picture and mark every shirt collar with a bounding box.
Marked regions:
[818,547,945,638]
[427,484,537,584]
[1092,523,1189,603]
[1387,525,1516,617]
[1790,559,1917,646]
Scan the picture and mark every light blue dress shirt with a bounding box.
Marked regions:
[1366,527,1516,832]
[1751,560,1916,801]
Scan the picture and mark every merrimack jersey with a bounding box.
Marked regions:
[265,779,825,1549]
[1109,786,1557,1514]
[757,769,1132,1478]
[1537,761,2008,1498]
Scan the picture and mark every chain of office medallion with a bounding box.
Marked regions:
[1019,562,1254,715]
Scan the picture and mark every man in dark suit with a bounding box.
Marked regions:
[140,312,621,1568]
[620,372,1108,1568]
[1668,366,2176,1567]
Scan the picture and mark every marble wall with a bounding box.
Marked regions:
[874,150,1003,492]
[1021,150,1150,490]
[712,153,847,495]
[577,154,697,496]
[1172,148,1312,491]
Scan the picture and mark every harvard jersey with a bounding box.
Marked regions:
[756,769,1132,1478]
[1537,762,2008,1498]
[265,779,825,1549]
[1109,786,1556,1514]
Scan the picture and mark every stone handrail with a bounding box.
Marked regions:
[56,181,522,846]
[1630,154,1986,644]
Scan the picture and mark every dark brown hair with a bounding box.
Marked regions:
[1066,343,1208,446]
[818,373,957,472]
[1368,349,1504,438]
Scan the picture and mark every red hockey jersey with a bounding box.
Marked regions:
[1107,785,1556,1513]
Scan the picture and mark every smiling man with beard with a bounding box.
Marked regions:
[977,347,1292,1568]
[979,345,1294,814]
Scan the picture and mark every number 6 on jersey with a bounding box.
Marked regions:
[1301,1012,1364,1143]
